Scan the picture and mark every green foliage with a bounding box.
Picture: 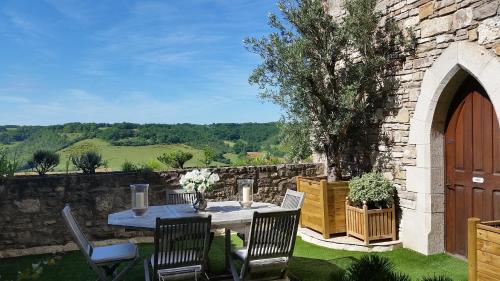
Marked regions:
[348,172,394,208]
[157,151,193,169]
[246,0,413,178]
[332,255,453,281]
[202,146,216,166]
[279,120,312,162]
[12,258,56,281]
[143,159,162,171]
[231,152,283,166]
[121,160,139,172]
[28,150,60,176]
[71,151,105,174]
[0,148,18,177]
[333,255,411,281]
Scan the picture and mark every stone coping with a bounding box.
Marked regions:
[297,227,402,252]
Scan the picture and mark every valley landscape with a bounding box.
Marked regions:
[0,122,286,173]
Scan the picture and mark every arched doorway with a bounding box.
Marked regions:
[444,77,500,257]
[404,42,500,255]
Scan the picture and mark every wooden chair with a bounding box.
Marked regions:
[61,205,139,281]
[237,189,304,242]
[144,216,212,281]
[167,191,197,205]
[227,210,301,281]
[281,189,305,209]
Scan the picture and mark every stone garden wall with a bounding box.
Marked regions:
[0,163,322,257]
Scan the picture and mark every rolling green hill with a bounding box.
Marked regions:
[54,139,227,171]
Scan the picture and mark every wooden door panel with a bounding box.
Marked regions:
[473,92,484,172]
[472,188,484,218]
[455,185,467,256]
[445,77,500,258]
[494,191,500,220]
[494,117,500,174]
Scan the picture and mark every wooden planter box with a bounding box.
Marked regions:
[468,218,500,281]
[296,176,349,238]
[345,200,396,245]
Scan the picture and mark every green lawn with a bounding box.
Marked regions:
[0,237,467,281]
[54,139,227,172]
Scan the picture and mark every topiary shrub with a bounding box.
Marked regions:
[28,150,60,176]
[348,172,394,208]
[121,160,139,172]
[71,151,105,174]
[157,151,193,169]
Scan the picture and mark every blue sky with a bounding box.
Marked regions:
[0,0,282,125]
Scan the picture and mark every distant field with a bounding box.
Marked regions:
[54,139,226,172]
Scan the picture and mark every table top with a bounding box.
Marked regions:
[108,201,284,230]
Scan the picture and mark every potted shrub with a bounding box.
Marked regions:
[346,172,396,245]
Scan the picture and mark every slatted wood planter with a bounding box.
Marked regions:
[468,218,500,281]
[345,200,396,245]
[296,176,349,239]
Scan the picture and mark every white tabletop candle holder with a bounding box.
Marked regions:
[237,179,254,209]
[130,184,149,216]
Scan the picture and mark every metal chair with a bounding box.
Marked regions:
[144,216,212,281]
[237,189,304,242]
[61,205,139,281]
[281,189,305,209]
[167,191,197,205]
[227,209,301,281]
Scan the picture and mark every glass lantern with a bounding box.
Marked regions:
[131,184,149,216]
[237,179,254,209]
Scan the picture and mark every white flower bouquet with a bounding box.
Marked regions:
[179,168,220,194]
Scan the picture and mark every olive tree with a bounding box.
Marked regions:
[246,0,413,179]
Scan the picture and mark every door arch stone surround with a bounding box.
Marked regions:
[403,41,500,255]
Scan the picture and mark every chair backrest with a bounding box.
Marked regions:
[153,216,212,274]
[61,205,93,259]
[281,189,305,209]
[246,209,301,261]
[167,191,197,205]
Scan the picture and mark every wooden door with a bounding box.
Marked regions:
[445,77,500,257]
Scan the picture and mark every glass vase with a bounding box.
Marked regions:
[193,191,207,212]
[237,179,254,209]
[131,184,149,216]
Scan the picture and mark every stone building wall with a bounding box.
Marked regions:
[0,163,322,257]
[326,0,500,254]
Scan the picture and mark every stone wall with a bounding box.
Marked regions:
[325,0,500,254]
[0,163,322,257]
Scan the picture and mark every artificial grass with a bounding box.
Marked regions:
[0,237,467,281]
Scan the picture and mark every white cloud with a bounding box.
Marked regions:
[0,88,280,125]
[43,0,91,24]
[1,9,51,39]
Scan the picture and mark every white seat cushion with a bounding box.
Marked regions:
[91,243,137,264]
[232,247,288,266]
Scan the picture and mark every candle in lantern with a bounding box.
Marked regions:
[135,192,145,209]
[242,186,251,203]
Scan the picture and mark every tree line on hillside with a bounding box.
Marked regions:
[0,122,287,172]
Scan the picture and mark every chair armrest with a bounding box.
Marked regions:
[144,259,152,281]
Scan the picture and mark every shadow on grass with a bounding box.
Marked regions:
[289,256,357,281]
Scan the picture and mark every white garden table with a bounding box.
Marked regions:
[108,201,285,280]
[108,201,283,232]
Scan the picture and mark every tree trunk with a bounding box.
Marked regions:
[325,145,342,182]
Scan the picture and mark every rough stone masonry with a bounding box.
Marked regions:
[324,0,500,254]
[0,164,322,257]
